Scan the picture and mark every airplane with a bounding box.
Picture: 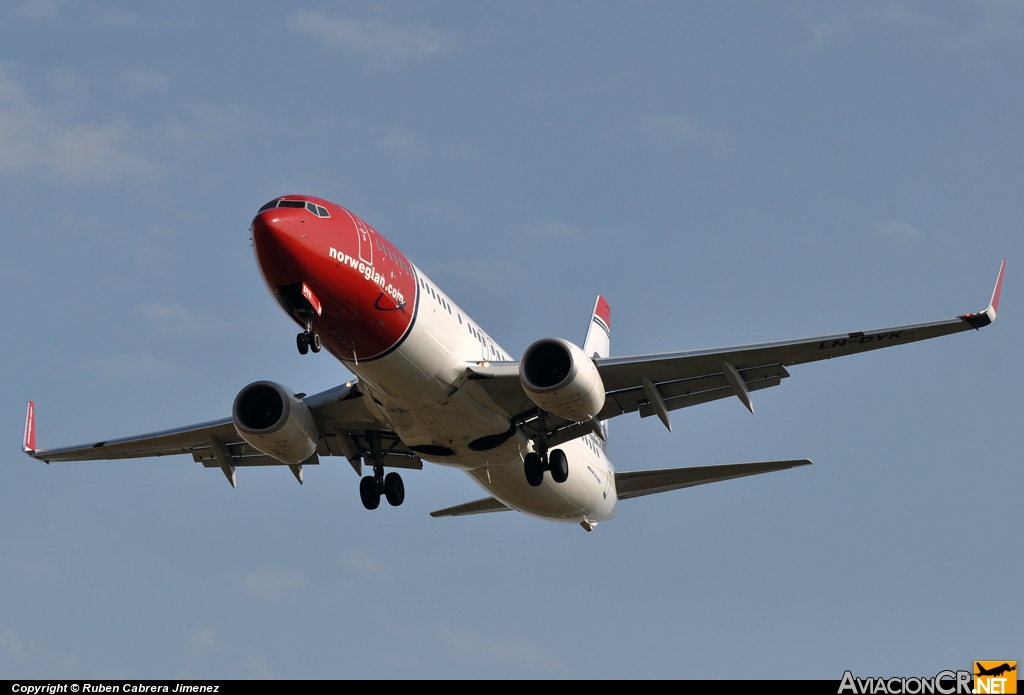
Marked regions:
[21,195,1006,531]
[975,663,1016,678]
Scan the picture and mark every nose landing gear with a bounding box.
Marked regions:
[296,316,321,355]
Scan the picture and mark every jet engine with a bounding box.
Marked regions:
[519,338,606,422]
[232,381,320,464]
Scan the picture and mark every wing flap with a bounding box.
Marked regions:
[430,496,511,518]
[615,459,812,500]
[602,363,789,419]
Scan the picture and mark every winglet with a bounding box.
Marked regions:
[985,258,1006,322]
[962,258,1006,329]
[23,401,36,453]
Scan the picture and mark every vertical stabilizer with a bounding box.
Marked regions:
[583,296,611,359]
[583,296,610,446]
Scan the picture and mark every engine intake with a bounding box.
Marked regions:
[520,338,606,422]
[232,381,320,464]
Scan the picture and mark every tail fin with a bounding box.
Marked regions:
[23,401,36,453]
[583,296,610,446]
[583,295,610,359]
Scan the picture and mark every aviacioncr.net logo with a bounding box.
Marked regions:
[839,670,973,694]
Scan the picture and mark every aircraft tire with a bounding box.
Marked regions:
[359,475,380,510]
[549,449,568,484]
[384,472,405,506]
[296,332,309,355]
[310,331,322,353]
[524,453,544,487]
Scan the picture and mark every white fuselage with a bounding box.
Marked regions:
[344,265,618,525]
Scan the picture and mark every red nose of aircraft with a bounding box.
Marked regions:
[251,205,313,287]
[250,196,419,361]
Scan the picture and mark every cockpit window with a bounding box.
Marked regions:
[257,198,330,217]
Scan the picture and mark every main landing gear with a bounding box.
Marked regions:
[524,448,568,487]
[359,466,405,510]
[296,316,321,355]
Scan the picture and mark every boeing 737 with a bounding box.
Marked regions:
[22,196,1006,531]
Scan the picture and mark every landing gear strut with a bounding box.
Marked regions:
[296,316,321,355]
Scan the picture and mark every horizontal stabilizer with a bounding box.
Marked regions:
[430,496,511,518]
[615,459,811,500]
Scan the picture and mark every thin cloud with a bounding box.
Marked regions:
[440,625,551,665]
[0,69,151,182]
[121,67,170,93]
[641,114,738,154]
[523,222,578,239]
[643,114,699,142]
[10,0,63,21]
[433,258,521,295]
[91,352,189,380]
[787,4,1024,57]
[138,302,234,335]
[342,550,391,583]
[239,568,311,599]
[288,11,459,62]
[88,7,150,29]
[873,218,924,241]
[187,630,217,655]
[786,20,843,53]
[0,625,26,662]
[380,130,417,149]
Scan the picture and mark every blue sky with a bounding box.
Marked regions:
[1,1,1021,679]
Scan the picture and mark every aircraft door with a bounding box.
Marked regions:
[355,218,373,265]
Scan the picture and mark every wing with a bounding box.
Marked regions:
[23,381,420,486]
[465,260,1005,436]
[615,459,812,500]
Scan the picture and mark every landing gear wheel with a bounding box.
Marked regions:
[359,475,380,510]
[296,332,309,355]
[549,449,568,484]
[310,331,322,353]
[524,452,544,487]
[384,472,405,507]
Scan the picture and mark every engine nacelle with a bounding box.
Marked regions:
[232,381,319,464]
[519,338,606,422]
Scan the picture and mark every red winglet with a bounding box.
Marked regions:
[23,401,36,453]
[301,282,322,316]
[986,258,1006,321]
